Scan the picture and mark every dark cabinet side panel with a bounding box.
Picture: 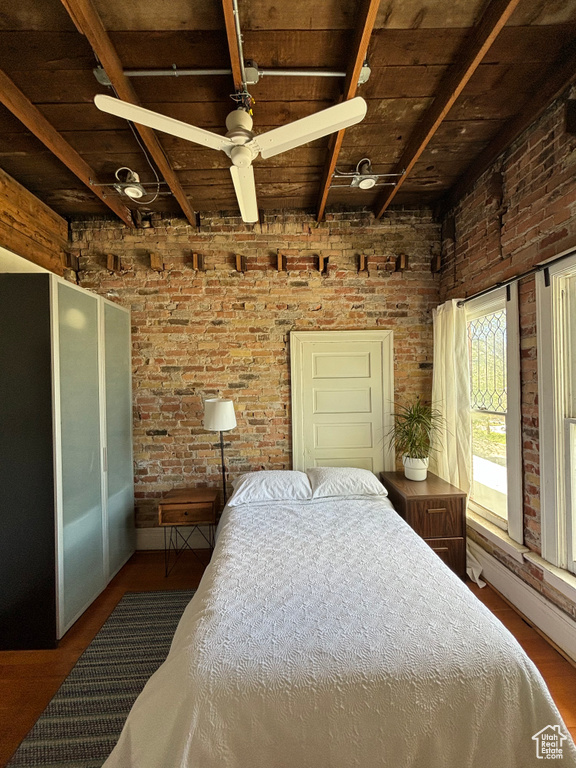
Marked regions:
[0,274,57,649]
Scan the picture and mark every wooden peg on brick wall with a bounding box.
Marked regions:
[192,252,205,271]
[395,253,408,272]
[487,171,504,206]
[62,252,79,271]
[235,254,247,273]
[431,252,442,273]
[106,253,121,273]
[277,251,287,271]
[150,252,164,271]
[443,215,456,243]
[357,254,368,273]
[317,255,329,274]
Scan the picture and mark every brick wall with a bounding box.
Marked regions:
[71,208,440,527]
[440,86,576,612]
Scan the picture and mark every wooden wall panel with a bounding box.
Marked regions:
[0,167,67,274]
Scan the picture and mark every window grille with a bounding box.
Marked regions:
[468,309,507,413]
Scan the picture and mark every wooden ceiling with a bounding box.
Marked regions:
[1,0,576,225]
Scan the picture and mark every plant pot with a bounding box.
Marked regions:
[403,456,429,481]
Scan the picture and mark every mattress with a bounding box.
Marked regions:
[104,496,576,768]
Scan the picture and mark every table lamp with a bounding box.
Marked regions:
[203,397,236,503]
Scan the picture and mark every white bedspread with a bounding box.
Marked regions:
[104,498,576,768]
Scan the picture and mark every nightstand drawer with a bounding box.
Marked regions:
[424,537,466,578]
[159,503,215,526]
[405,497,463,538]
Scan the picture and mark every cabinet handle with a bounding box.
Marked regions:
[432,547,449,553]
[426,507,446,514]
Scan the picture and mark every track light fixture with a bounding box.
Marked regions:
[113,167,147,199]
[331,159,402,190]
[351,158,378,189]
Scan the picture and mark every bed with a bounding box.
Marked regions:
[104,468,576,768]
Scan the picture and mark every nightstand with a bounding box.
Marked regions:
[158,488,218,576]
[380,471,467,579]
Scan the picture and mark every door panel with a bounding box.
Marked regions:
[313,387,372,413]
[313,352,371,378]
[315,422,373,449]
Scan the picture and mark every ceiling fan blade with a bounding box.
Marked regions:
[94,94,233,153]
[230,165,259,223]
[254,96,367,160]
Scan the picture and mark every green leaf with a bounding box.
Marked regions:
[386,397,444,460]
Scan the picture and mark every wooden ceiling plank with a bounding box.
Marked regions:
[439,40,576,216]
[0,69,133,226]
[373,0,522,219]
[316,0,381,222]
[221,0,243,92]
[59,0,196,226]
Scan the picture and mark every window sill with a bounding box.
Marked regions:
[466,510,529,563]
[524,552,576,604]
[468,512,576,602]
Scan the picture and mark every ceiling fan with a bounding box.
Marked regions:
[94,94,367,223]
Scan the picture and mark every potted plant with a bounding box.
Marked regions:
[387,397,443,481]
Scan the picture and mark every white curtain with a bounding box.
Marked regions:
[430,299,471,494]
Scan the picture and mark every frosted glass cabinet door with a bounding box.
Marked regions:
[104,302,135,575]
[57,283,105,632]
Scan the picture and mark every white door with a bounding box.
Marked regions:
[291,331,394,473]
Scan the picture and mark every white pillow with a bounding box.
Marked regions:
[306,466,388,499]
[227,470,312,506]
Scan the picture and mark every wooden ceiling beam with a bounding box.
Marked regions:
[0,166,67,275]
[221,0,244,92]
[438,39,576,216]
[373,0,522,219]
[316,0,381,222]
[0,69,133,227]
[59,0,196,227]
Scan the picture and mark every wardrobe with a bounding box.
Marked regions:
[0,273,135,649]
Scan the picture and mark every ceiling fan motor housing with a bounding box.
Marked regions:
[225,109,257,166]
[225,109,253,141]
[230,145,254,167]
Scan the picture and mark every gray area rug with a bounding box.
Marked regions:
[7,590,195,768]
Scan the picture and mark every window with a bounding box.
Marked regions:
[466,285,522,542]
[537,251,576,572]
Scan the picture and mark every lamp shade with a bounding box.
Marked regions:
[203,398,236,432]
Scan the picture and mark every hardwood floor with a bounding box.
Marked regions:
[0,552,575,767]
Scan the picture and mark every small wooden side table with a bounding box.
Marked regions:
[380,471,467,579]
[158,488,218,576]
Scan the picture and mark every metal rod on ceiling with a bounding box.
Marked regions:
[333,171,403,178]
[258,69,346,78]
[124,68,233,77]
[121,67,348,80]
